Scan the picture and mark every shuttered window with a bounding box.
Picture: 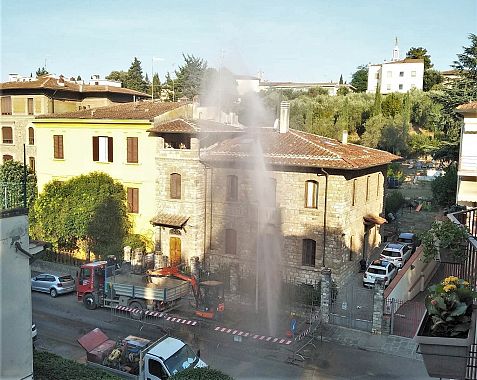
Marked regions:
[302,239,316,267]
[127,137,138,163]
[2,126,13,144]
[170,173,181,199]
[127,187,139,213]
[92,136,113,162]
[305,180,318,208]
[28,127,34,145]
[225,229,237,255]
[28,98,34,115]
[53,135,63,159]
[226,175,238,201]
[1,97,12,115]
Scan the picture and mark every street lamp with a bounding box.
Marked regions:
[151,57,164,101]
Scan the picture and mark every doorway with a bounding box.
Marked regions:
[169,237,181,267]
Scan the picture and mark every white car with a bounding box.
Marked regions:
[380,243,412,268]
[363,259,398,288]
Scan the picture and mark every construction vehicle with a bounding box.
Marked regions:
[78,328,207,379]
[147,266,225,320]
[76,261,189,314]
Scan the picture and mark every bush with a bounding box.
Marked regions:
[385,191,405,215]
[431,163,457,206]
[123,233,148,252]
[169,367,234,380]
[34,350,122,380]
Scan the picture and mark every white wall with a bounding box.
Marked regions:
[367,61,424,94]
[236,79,260,96]
[0,212,33,380]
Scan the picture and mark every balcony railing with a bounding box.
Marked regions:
[0,181,27,211]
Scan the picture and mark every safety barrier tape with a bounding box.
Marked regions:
[115,305,198,326]
[213,326,292,345]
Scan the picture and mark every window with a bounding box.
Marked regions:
[399,84,403,90]
[29,157,35,172]
[399,71,404,77]
[148,359,167,378]
[1,96,12,115]
[127,187,139,213]
[53,135,64,159]
[226,175,238,201]
[387,71,392,78]
[352,179,357,206]
[3,155,13,163]
[92,136,113,162]
[27,98,34,115]
[411,71,416,77]
[366,176,370,201]
[302,239,316,267]
[2,126,13,144]
[127,137,138,163]
[305,180,318,208]
[28,127,34,145]
[225,229,237,255]
[170,173,181,199]
[386,84,391,91]
[265,178,276,207]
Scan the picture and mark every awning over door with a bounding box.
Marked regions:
[150,213,189,228]
[363,214,387,225]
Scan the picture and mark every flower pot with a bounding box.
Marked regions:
[438,245,468,264]
[414,308,476,379]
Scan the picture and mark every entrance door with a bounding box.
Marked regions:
[170,237,181,267]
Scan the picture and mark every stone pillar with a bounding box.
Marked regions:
[230,264,239,294]
[372,280,385,334]
[320,267,332,323]
[190,256,200,278]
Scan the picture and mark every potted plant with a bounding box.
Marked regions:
[415,276,477,379]
[421,219,469,263]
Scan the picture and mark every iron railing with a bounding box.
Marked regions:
[0,181,27,211]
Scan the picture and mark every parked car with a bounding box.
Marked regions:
[31,273,75,297]
[380,242,412,268]
[32,322,37,344]
[397,232,420,253]
[363,259,398,288]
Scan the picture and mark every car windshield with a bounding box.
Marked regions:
[59,275,74,282]
[164,344,198,375]
[398,238,413,244]
[367,268,386,275]
[382,250,401,258]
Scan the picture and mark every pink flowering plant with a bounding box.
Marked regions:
[425,276,477,337]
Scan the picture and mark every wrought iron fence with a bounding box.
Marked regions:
[0,181,26,211]
[38,248,87,267]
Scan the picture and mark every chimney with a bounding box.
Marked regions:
[279,101,290,134]
[342,130,348,145]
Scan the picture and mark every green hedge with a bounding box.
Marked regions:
[33,350,122,380]
[170,367,234,380]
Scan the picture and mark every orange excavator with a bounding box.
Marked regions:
[146,266,224,320]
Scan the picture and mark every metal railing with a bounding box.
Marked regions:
[0,181,27,211]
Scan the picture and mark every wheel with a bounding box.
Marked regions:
[83,294,97,310]
[50,288,57,298]
[129,301,145,320]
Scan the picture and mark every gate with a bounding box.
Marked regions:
[330,286,374,332]
[386,298,425,338]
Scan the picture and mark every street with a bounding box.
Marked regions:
[32,289,431,379]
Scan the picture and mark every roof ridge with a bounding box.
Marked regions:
[289,129,341,159]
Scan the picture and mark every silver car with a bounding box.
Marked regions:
[31,273,75,297]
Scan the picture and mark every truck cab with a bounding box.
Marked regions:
[144,337,207,379]
[77,261,109,309]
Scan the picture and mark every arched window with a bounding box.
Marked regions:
[225,229,237,255]
[170,173,181,199]
[226,175,238,201]
[302,239,316,267]
[28,127,35,145]
[305,180,318,208]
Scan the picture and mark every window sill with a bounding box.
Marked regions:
[2,142,14,145]
[94,161,112,164]
[53,158,65,161]
[125,162,140,165]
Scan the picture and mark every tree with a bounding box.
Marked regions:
[174,54,207,100]
[373,84,382,116]
[0,160,37,209]
[30,172,130,260]
[76,75,82,81]
[350,65,368,92]
[361,114,387,148]
[336,86,349,96]
[36,67,49,77]
[431,163,457,206]
[151,73,162,100]
[381,93,403,118]
[406,47,433,70]
[125,57,149,93]
[339,74,344,84]
[423,69,444,91]
[106,70,128,86]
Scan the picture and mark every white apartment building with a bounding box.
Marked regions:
[367,40,424,94]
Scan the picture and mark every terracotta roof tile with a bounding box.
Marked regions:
[36,101,187,120]
[457,101,477,112]
[147,118,244,133]
[150,213,189,228]
[0,77,149,97]
[201,128,400,170]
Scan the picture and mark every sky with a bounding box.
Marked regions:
[1,0,476,84]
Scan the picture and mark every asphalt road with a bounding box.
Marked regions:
[31,287,431,380]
